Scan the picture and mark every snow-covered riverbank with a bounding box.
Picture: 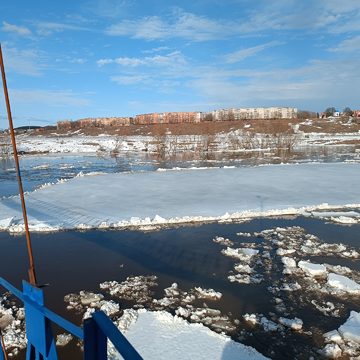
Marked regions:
[0,163,359,233]
[13,130,360,155]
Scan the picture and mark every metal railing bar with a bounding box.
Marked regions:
[0,278,83,340]
[92,311,143,360]
[22,295,84,340]
[0,277,24,301]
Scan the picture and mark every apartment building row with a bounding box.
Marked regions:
[57,107,298,130]
[211,107,298,121]
[57,117,131,130]
[133,112,202,125]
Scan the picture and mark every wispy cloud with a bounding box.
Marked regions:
[105,10,232,41]
[84,0,130,19]
[329,35,360,53]
[189,57,360,109]
[98,51,188,93]
[224,41,283,63]
[1,21,32,36]
[110,75,149,85]
[238,0,360,34]
[142,46,170,54]
[2,46,45,76]
[35,22,89,36]
[69,58,87,64]
[11,89,90,107]
[104,2,360,43]
[97,51,187,68]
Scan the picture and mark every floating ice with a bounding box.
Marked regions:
[212,236,234,246]
[0,296,26,357]
[338,311,360,344]
[193,287,222,300]
[280,282,301,292]
[100,275,158,304]
[298,261,327,277]
[327,274,360,294]
[222,247,259,260]
[319,343,342,358]
[278,317,303,331]
[243,313,280,332]
[322,311,360,358]
[281,256,297,275]
[109,309,268,360]
[0,163,359,233]
[311,300,339,317]
[56,333,73,347]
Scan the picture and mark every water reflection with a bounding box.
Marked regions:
[0,144,358,197]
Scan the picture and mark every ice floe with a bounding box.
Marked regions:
[212,236,234,246]
[298,261,327,277]
[278,317,303,331]
[64,291,120,319]
[327,273,360,294]
[0,163,359,232]
[56,333,73,347]
[321,311,360,358]
[108,309,269,360]
[0,295,26,357]
[100,276,158,305]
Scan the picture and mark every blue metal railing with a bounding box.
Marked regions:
[0,277,143,360]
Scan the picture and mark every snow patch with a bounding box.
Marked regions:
[110,309,269,360]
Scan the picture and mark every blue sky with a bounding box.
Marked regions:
[0,0,360,126]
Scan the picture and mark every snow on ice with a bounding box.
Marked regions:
[327,273,360,294]
[0,163,359,232]
[108,309,269,360]
[0,295,26,357]
[298,261,327,277]
[321,311,360,358]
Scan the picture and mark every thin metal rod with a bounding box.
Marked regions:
[0,329,9,360]
[0,43,37,285]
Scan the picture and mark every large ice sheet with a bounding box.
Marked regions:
[111,309,269,360]
[0,163,359,232]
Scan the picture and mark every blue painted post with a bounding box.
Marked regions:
[22,281,58,360]
[0,338,5,360]
[90,312,143,360]
[83,316,107,360]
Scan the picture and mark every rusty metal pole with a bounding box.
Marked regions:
[0,43,37,285]
[0,329,9,360]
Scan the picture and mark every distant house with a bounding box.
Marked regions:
[353,110,360,117]
[333,110,340,117]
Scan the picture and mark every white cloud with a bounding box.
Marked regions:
[104,3,360,41]
[97,51,187,68]
[106,10,233,41]
[69,58,87,64]
[2,47,44,76]
[189,56,360,110]
[106,16,167,40]
[142,46,170,54]
[240,0,360,34]
[85,0,130,19]
[329,36,360,53]
[224,41,283,63]
[110,75,149,85]
[1,21,31,36]
[35,22,89,36]
[11,89,90,107]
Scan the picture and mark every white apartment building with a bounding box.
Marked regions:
[211,107,298,120]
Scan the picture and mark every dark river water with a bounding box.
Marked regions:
[0,217,359,359]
